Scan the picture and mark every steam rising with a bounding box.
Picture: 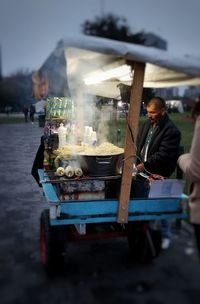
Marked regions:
[65,48,120,145]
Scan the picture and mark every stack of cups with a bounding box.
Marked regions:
[58,123,67,148]
[83,126,97,146]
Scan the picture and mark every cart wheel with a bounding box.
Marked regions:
[127,221,161,263]
[40,209,67,275]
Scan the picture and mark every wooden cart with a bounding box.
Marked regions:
[35,36,199,274]
[38,169,187,274]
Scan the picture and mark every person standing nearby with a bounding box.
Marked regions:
[178,115,200,258]
[136,96,181,249]
[191,96,200,122]
[29,104,36,124]
[22,105,29,122]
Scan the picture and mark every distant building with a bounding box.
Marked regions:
[155,87,179,99]
[38,41,71,97]
[184,85,200,98]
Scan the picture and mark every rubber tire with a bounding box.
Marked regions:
[127,221,161,263]
[40,209,67,275]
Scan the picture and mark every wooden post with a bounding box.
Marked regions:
[117,61,145,223]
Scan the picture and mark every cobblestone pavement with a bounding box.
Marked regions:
[0,122,200,304]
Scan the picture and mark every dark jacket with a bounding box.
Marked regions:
[137,114,181,177]
[31,136,44,186]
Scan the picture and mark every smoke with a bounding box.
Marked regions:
[97,120,110,143]
[65,48,119,145]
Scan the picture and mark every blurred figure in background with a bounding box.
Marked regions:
[29,104,36,124]
[178,115,200,258]
[22,105,29,123]
[191,96,200,122]
[5,106,12,116]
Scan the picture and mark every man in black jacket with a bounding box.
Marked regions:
[136,96,181,249]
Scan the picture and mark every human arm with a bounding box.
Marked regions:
[136,163,145,173]
[31,136,44,186]
[178,117,200,182]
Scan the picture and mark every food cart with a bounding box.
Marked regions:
[37,35,200,274]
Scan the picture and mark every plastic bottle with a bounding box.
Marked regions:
[117,129,121,145]
[58,123,66,148]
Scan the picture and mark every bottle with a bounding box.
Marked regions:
[43,150,51,170]
[117,129,121,145]
[58,123,66,148]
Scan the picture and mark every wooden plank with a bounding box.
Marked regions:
[51,213,187,226]
[59,197,183,217]
[118,62,146,223]
[53,196,187,225]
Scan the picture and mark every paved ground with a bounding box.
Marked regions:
[0,122,200,304]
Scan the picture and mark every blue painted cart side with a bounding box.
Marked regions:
[38,169,60,203]
[38,169,188,226]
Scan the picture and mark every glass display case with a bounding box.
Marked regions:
[46,97,74,120]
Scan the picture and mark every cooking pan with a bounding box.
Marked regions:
[77,153,123,177]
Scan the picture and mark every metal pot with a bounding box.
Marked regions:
[77,153,123,177]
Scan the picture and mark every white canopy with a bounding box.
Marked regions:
[43,35,200,99]
[41,35,200,222]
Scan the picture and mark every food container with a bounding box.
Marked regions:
[77,153,123,177]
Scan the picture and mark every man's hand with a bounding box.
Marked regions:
[148,174,165,181]
[136,163,145,173]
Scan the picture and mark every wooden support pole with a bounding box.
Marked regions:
[117,61,145,223]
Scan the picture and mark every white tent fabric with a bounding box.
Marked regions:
[46,35,200,98]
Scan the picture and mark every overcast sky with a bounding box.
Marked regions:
[0,0,200,76]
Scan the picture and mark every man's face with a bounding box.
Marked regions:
[146,103,165,125]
